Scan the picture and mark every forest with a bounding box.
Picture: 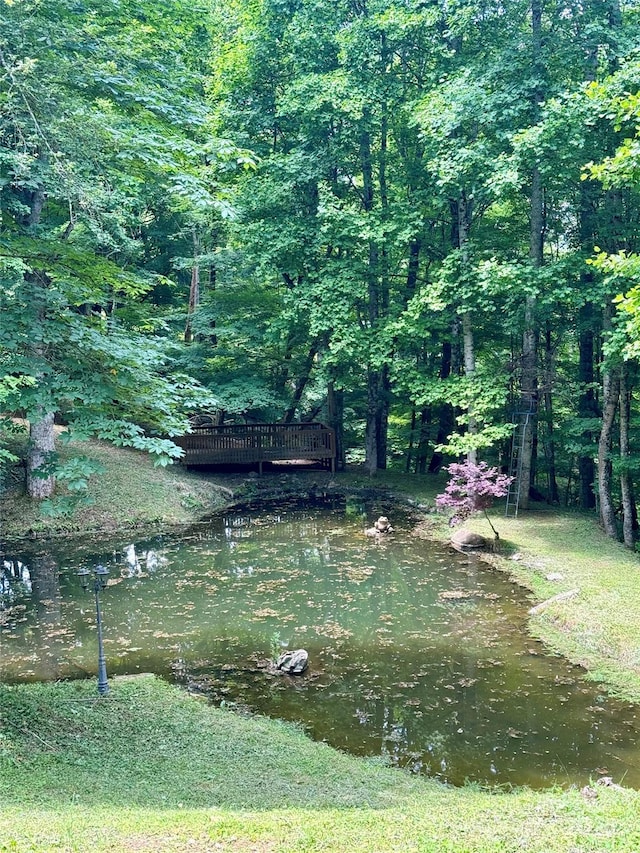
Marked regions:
[1,0,639,543]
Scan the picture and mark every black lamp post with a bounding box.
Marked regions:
[77,565,110,696]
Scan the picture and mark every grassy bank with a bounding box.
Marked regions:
[453,510,640,704]
[0,437,237,539]
[1,675,638,853]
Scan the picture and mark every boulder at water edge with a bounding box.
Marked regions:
[450,529,487,553]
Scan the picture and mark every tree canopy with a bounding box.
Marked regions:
[2,0,640,542]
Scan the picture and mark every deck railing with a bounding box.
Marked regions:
[173,422,337,472]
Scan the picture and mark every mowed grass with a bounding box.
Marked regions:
[1,676,638,853]
[459,507,640,704]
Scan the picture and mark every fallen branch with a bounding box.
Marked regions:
[19,726,59,752]
[528,588,580,616]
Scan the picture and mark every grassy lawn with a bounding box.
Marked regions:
[1,676,638,853]
[3,443,640,850]
[460,509,640,704]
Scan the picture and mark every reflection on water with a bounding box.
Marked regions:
[1,497,639,789]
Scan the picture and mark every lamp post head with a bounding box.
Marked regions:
[78,565,109,591]
[95,565,109,589]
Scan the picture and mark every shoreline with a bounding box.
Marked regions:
[3,444,640,708]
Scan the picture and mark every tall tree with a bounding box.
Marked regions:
[0,0,221,501]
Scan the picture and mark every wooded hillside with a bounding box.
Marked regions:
[1,0,639,544]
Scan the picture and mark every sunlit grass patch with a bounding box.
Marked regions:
[462,508,640,703]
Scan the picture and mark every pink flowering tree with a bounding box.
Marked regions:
[435,460,513,539]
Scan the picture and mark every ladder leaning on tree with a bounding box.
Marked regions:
[505,400,537,518]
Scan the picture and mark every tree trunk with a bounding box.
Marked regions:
[184,229,201,343]
[26,276,56,500]
[376,365,390,470]
[27,409,56,499]
[518,0,545,511]
[405,245,424,474]
[364,369,379,477]
[327,376,345,471]
[518,164,543,506]
[598,363,620,539]
[574,22,600,507]
[453,192,477,462]
[406,407,417,473]
[462,309,477,464]
[594,0,624,533]
[23,180,56,501]
[543,324,559,503]
[415,408,431,474]
[364,365,390,475]
[362,125,378,476]
[619,363,636,548]
[428,340,454,473]
[282,340,320,423]
[360,121,390,475]
[577,304,598,509]
[518,161,543,511]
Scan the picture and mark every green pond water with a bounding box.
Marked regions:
[1,496,639,789]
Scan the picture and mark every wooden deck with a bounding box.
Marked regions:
[173,422,337,473]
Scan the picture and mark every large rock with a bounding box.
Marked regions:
[365,516,394,537]
[450,529,487,553]
[275,649,309,675]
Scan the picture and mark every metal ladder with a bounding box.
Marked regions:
[505,406,535,518]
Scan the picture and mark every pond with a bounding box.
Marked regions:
[1,496,639,789]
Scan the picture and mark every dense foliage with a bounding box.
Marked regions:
[1,0,640,543]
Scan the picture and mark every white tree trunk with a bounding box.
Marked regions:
[598,365,620,539]
[457,192,477,463]
[27,410,56,499]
